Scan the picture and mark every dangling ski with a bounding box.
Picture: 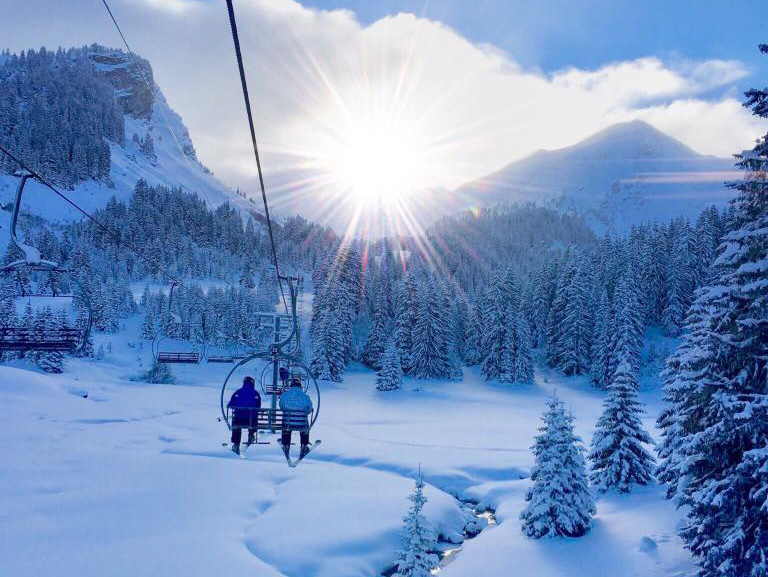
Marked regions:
[288,440,322,468]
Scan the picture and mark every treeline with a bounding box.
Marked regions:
[139,281,276,352]
[308,204,728,386]
[1,180,339,370]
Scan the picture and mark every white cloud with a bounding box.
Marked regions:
[0,0,765,197]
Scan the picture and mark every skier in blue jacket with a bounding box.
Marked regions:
[279,375,313,459]
[228,376,261,454]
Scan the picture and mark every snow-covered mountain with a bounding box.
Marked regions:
[0,46,259,224]
[455,120,737,231]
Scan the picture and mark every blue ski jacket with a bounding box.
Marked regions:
[228,383,261,420]
[279,386,313,429]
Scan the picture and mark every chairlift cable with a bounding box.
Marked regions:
[224,0,289,316]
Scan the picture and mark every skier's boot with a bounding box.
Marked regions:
[231,443,240,455]
[247,432,256,446]
[299,444,310,460]
[281,443,290,459]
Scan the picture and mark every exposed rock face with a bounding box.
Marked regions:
[89,50,155,119]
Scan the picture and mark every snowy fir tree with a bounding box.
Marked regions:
[309,308,345,382]
[411,277,456,380]
[34,307,64,373]
[394,273,419,374]
[511,315,534,384]
[607,270,644,380]
[395,473,439,577]
[589,359,655,493]
[376,337,403,391]
[590,288,612,388]
[481,271,516,381]
[520,395,595,538]
[361,289,390,370]
[142,359,176,384]
[657,47,768,577]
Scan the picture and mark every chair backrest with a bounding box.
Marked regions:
[229,407,310,431]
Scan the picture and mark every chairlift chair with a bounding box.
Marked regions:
[220,277,319,461]
[151,282,202,364]
[0,171,93,353]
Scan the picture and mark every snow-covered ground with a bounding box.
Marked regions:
[0,317,693,577]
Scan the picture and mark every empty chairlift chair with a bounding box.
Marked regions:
[0,171,93,353]
[152,282,202,364]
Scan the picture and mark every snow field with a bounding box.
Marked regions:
[0,322,693,577]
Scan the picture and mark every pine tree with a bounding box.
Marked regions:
[395,474,439,577]
[142,359,175,384]
[520,395,595,538]
[35,307,64,373]
[557,258,592,375]
[376,337,403,391]
[394,273,419,374]
[662,224,694,336]
[609,270,644,379]
[546,253,575,368]
[411,278,456,380]
[362,288,390,370]
[657,48,768,577]
[590,288,612,389]
[511,315,534,384]
[309,308,345,382]
[589,359,655,493]
[481,271,518,382]
[141,306,157,340]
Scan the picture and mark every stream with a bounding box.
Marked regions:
[382,497,498,576]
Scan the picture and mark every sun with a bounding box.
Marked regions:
[319,120,426,206]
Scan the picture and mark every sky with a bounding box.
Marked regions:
[1,0,767,228]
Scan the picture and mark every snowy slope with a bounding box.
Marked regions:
[0,50,260,225]
[456,120,738,231]
[0,314,693,577]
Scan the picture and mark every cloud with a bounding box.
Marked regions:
[0,0,765,200]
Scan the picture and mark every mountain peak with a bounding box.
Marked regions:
[572,120,700,160]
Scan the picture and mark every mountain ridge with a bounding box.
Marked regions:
[454,120,736,232]
[0,45,261,225]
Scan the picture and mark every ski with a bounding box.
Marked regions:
[288,440,322,468]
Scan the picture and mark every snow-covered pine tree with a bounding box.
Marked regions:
[511,314,534,384]
[657,47,768,577]
[395,473,439,577]
[309,307,345,382]
[451,291,471,365]
[394,273,419,374]
[142,359,175,384]
[255,266,278,312]
[557,256,592,375]
[361,288,390,370]
[608,269,644,379]
[466,287,490,367]
[589,359,655,493]
[463,302,480,366]
[590,288,612,389]
[529,262,555,349]
[376,337,403,391]
[35,307,64,373]
[662,222,694,336]
[520,394,595,538]
[141,305,157,340]
[546,252,575,368]
[411,277,455,380]
[239,258,256,289]
[481,272,511,381]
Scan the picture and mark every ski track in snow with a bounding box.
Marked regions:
[0,316,695,577]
